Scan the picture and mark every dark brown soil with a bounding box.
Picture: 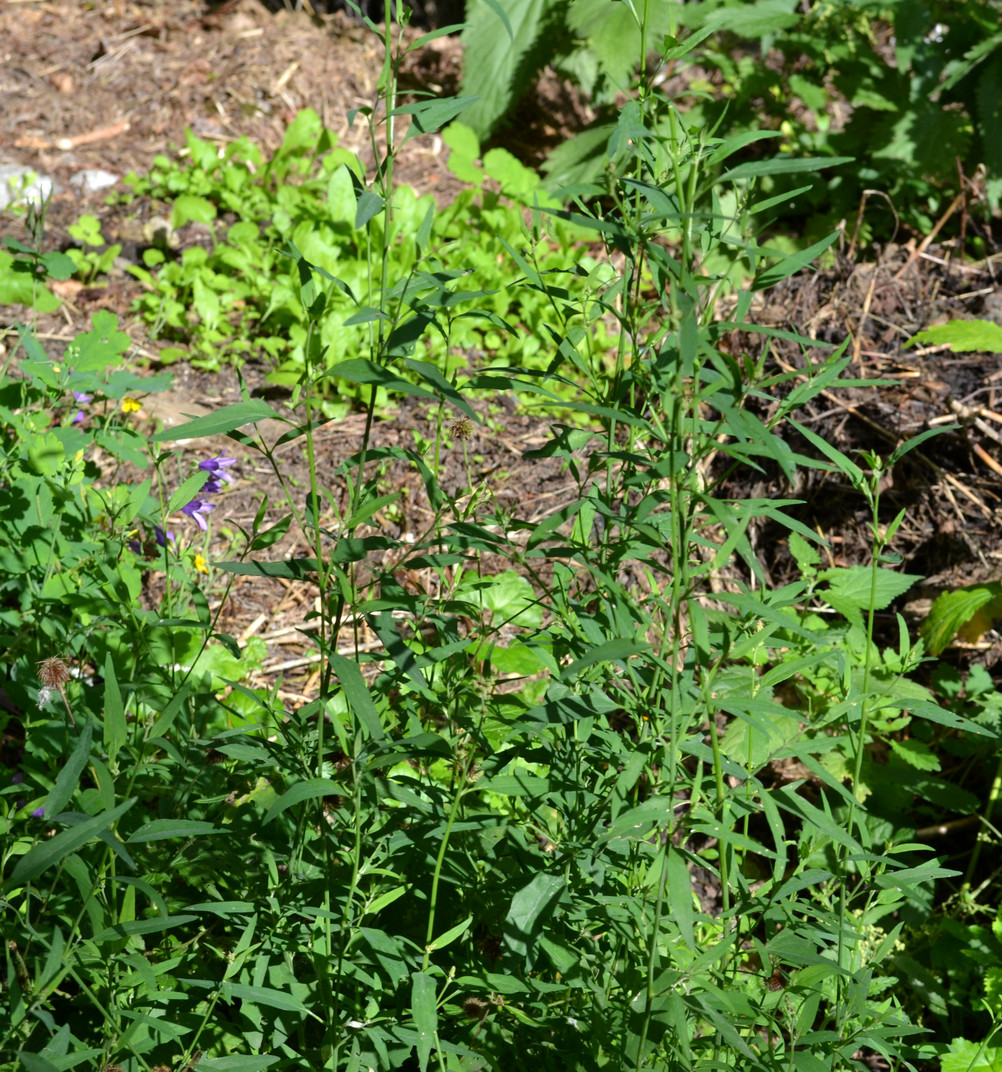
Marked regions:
[4,0,1002,705]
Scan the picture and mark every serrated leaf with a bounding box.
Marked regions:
[460,0,558,139]
[888,737,941,772]
[819,565,921,623]
[907,319,1002,354]
[920,582,1002,655]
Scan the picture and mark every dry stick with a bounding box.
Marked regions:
[847,189,899,261]
[893,190,966,281]
[851,271,877,374]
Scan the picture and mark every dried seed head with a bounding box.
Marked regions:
[462,996,489,1019]
[37,656,71,691]
[450,417,474,441]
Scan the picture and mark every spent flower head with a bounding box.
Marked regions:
[37,655,76,726]
[450,417,474,441]
[37,656,71,691]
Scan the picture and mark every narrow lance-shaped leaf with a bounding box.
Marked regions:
[8,798,136,889]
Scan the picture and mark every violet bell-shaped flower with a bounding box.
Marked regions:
[180,497,214,531]
[198,453,236,495]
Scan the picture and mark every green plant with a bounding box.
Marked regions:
[667,0,1002,242]
[4,6,1000,1072]
[118,110,613,416]
[460,0,1002,245]
[64,214,123,285]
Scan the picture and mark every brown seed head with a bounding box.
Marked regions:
[37,656,71,691]
[462,996,489,1019]
[450,417,474,441]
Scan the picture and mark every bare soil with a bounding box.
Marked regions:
[3,0,1002,703]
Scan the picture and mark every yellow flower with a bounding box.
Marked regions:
[194,553,209,574]
[121,397,142,414]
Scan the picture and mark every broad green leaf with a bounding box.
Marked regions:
[171,193,216,227]
[45,718,93,818]
[329,652,385,740]
[942,1041,1002,1072]
[503,873,565,967]
[74,309,131,369]
[907,319,1002,353]
[921,582,1002,655]
[411,970,438,1072]
[127,820,221,843]
[819,565,921,621]
[151,400,287,442]
[460,0,554,139]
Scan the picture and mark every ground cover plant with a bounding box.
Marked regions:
[3,3,1002,1072]
[113,110,613,414]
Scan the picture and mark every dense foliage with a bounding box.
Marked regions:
[2,4,1002,1072]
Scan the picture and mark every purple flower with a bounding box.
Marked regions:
[71,392,92,425]
[180,497,215,531]
[12,772,24,785]
[32,806,44,818]
[198,453,236,496]
[154,525,176,548]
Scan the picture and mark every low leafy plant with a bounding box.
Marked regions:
[117,109,614,416]
[64,214,122,286]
